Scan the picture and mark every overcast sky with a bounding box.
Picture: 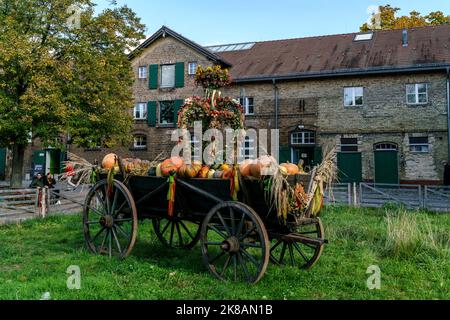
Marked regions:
[94,0,450,45]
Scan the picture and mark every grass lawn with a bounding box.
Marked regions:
[0,206,449,300]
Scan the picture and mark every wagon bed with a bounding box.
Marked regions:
[82,172,327,284]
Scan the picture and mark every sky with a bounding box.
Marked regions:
[94,0,450,46]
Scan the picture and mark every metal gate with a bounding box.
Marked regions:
[424,186,450,212]
[359,183,422,209]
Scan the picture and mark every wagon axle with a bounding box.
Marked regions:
[220,237,240,253]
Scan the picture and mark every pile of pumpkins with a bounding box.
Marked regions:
[150,155,305,180]
[239,156,304,178]
[101,153,151,174]
[102,153,304,179]
[152,157,235,179]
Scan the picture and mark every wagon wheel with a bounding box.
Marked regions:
[152,217,201,250]
[270,218,324,269]
[83,179,138,259]
[200,202,270,284]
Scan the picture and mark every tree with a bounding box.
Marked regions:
[0,0,145,188]
[361,5,450,31]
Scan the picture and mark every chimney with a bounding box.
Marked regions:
[402,29,408,47]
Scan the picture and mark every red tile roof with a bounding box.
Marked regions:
[215,25,450,81]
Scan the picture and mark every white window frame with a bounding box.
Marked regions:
[133,135,147,149]
[409,137,429,153]
[406,83,428,105]
[190,134,202,162]
[291,131,316,145]
[374,143,398,152]
[344,87,364,107]
[138,66,147,79]
[158,101,175,125]
[188,62,198,75]
[240,136,256,160]
[160,64,175,88]
[239,97,255,115]
[134,103,147,120]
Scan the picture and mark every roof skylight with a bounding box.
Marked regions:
[354,33,373,41]
[207,42,255,53]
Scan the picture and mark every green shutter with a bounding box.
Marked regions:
[173,99,184,126]
[0,148,6,179]
[337,152,362,183]
[149,64,158,89]
[313,146,323,166]
[279,146,291,163]
[175,62,185,88]
[147,101,157,127]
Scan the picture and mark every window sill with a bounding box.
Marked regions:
[134,119,147,122]
[130,148,148,152]
[406,103,428,107]
[344,105,364,108]
[157,124,176,129]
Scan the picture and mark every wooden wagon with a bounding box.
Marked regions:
[82,171,327,284]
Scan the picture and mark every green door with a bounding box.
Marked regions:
[0,148,6,180]
[374,151,399,184]
[32,150,46,176]
[337,152,362,183]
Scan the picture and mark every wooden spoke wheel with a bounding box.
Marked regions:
[200,202,270,284]
[270,218,325,270]
[83,180,138,259]
[152,217,201,250]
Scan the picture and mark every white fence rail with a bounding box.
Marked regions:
[424,186,450,213]
[359,183,423,210]
[0,188,37,217]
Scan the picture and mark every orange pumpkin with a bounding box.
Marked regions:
[102,153,118,170]
[222,168,234,180]
[178,164,201,179]
[281,163,300,175]
[161,156,185,176]
[198,166,210,179]
[239,160,253,177]
[250,162,262,179]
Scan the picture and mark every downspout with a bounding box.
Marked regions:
[273,79,280,159]
[447,68,450,161]
[273,79,279,130]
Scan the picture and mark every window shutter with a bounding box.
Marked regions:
[175,62,185,88]
[279,146,291,163]
[147,101,157,127]
[149,65,159,89]
[173,99,184,126]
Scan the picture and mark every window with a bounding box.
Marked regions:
[161,64,175,88]
[344,87,364,107]
[406,84,428,105]
[159,101,174,125]
[191,134,202,162]
[133,135,147,150]
[341,138,358,152]
[409,137,429,153]
[374,143,398,151]
[188,62,198,75]
[291,131,316,145]
[239,97,255,115]
[240,136,256,160]
[134,103,147,120]
[138,66,147,79]
[354,33,373,41]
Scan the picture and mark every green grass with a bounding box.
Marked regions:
[0,206,449,300]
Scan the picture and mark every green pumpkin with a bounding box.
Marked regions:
[147,167,157,177]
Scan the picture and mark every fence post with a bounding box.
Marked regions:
[40,188,46,218]
[35,188,40,216]
[358,183,363,207]
[348,183,352,206]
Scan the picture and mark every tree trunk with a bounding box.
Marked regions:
[10,144,25,189]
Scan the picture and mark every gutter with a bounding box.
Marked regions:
[233,64,450,83]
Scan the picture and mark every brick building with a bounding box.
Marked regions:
[5,25,450,184]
